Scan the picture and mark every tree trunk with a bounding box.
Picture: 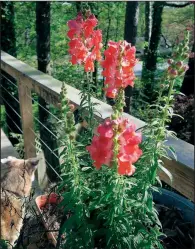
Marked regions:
[123,1,139,114]
[1,2,22,146]
[76,1,81,12]
[142,2,164,97]
[104,5,112,102]
[104,6,111,50]
[145,2,164,72]
[124,1,139,46]
[145,2,152,44]
[36,2,59,181]
[142,2,152,85]
[180,43,194,96]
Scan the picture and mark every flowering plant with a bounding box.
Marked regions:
[67,11,102,72]
[56,11,190,249]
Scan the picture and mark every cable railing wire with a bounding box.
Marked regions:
[1,96,22,119]
[6,123,22,137]
[29,127,59,160]
[26,93,61,122]
[2,73,62,181]
[2,74,18,88]
[4,110,23,134]
[27,110,59,141]
[1,85,20,103]
[29,142,62,181]
[44,158,62,180]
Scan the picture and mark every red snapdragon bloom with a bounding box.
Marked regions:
[67,12,102,72]
[86,118,142,176]
[101,41,137,98]
[86,119,114,169]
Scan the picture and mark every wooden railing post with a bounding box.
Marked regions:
[18,79,36,159]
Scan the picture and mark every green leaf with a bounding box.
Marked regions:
[147,197,153,212]
[0,240,8,249]
[168,146,177,160]
[155,176,162,187]
[158,163,173,183]
[60,214,77,233]
[81,167,92,172]
[122,237,131,248]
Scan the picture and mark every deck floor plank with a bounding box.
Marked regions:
[1,129,19,159]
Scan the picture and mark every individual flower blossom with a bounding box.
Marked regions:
[67,12,103,72]
[101,40,137,98]
[86,119,114,169]
[86,118,142,176]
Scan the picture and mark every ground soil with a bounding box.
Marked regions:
[41,203,64,241]
[156,203,194,249]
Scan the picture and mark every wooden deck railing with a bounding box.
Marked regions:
[1,51,194,201]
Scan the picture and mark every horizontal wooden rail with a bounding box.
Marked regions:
[1,51,194,201]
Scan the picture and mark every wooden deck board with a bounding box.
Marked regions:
[1,129,19,159]
[1,129,19,178]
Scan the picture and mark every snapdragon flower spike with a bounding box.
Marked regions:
[86,118,142,176]
[167,30,190,78]
[101,41,137,98]
[67,12,102,72]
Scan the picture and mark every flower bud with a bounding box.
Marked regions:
[69,134,75,140]
[111,114,117,120]
[175,61,183,69]
[184,53,189,59]
[67,112,72,118]
[167,59,173,65]
[169,69,178,78]
[167,66,172,73]
[189,52,195,58]
[69,104,75,111]
[182,65,189,72]
[172,53,177,58]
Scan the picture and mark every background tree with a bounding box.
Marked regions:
[144,2,164,81]
[1,2,22,145]
[144,2,152,44]
[36,1,59,181]
[180,42,194,95]
[145,1,193,74]
[141,2,153,92]
[142,1,192,97]
[123,1,139,114]
[75,1,81,12]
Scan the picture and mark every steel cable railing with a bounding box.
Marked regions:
[1,74,62,183]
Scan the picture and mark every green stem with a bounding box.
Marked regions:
[155,78,175,141]
[150,78,175,185]
[111,88,125,172]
